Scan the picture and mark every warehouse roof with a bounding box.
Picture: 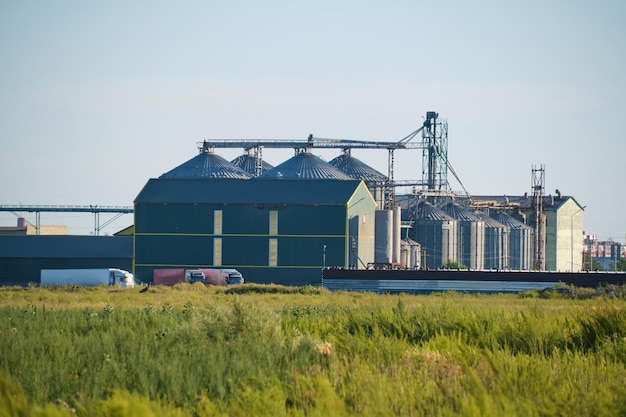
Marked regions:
[470,194,583,211]
[135,178,370,205]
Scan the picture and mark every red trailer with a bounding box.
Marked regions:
[152,268,244,286]
[153,268,186,285]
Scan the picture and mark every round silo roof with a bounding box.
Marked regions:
[443,203,484,222]
[259,152,353,180]
[416,201,455,221]
[328,154,387,182]
[490,211,533,230]
[475,212,506,229]
[230,154,274,176]
[160,150,251,179]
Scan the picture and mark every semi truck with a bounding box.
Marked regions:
[40,268,136,288]
[153,268,244,286]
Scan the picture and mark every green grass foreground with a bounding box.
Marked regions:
[1,283,625,416]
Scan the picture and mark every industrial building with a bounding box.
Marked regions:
[0,217,67,236]
[0,111,597,287]
[471,193,586,272]
[130,112,589,286]
[0,235,132,285]
[133,148,377,285]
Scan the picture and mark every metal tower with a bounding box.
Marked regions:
[421,112,450,196]
[531,165,546,270]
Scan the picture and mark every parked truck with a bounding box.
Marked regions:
[40,268,136,288]
[153,268,244,286]
[185,269,206,284]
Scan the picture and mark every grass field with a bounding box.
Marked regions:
[1,283,625,416]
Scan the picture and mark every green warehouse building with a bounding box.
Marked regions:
[133,149,377,285]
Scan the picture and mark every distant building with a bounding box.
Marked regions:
[584,232,624,270]
[461,194,585,271]
[0,218,67,236]
[0,235,132,285]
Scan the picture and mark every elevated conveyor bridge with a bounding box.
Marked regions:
[0,205,133,235]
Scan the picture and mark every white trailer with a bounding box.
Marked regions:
[40,268,136,288]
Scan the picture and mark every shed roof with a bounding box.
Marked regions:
[259,152,352,180]
[471,195,583,211]
[160,150,251,179]
[135,178,369,205]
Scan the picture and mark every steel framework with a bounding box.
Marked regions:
[0,205,133,235]
[531,165,546,270]
[199,112,457,208]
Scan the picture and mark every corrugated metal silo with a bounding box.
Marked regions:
[160,148,251,179]
[329,154,387,207]
[259,151,352,179]
[414,202,458,269]
[491,211,533,270]
[375,210,393,264]
[400,238,421,269]
[476,212,509,270]
[443,203,485,270]
[393,206,401,264]
[231,152,274,176]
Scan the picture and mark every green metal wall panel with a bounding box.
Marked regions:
[271,205,347,236]
[135,234,271,266]
[222,236,272,265]
[277,236,346,267]
[135,235,214,265]
[137,203,348,236]
[221,205,270,234]
[135,204,213,234]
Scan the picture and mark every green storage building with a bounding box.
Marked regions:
[133,178,376,285]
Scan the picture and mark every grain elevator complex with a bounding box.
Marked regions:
[131,112,591,286]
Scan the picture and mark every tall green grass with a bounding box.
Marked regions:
[0,285,625,416]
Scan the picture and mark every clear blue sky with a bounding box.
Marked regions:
[1,1,624,239]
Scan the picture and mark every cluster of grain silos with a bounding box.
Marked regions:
[153,145,534,275]
[398,197,534,270]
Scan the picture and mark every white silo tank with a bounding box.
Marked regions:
[375,210,393,264]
